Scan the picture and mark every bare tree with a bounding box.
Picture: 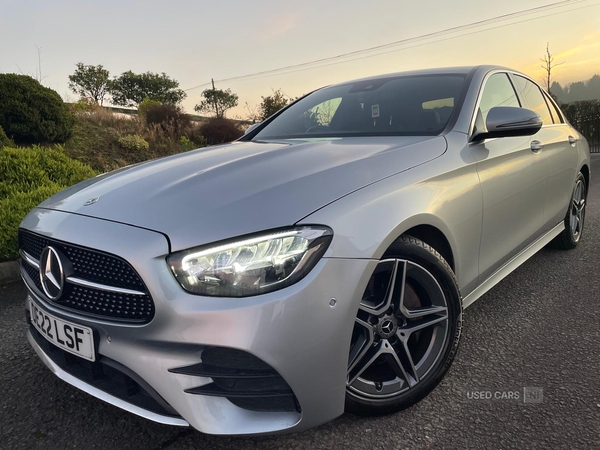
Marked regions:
[540,43,564,93]
[244,102,261,124]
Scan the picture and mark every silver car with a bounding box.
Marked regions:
[20,65,590,435]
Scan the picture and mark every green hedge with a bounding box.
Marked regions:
[0,125,15,149]
[0,146,97,261]
[0,74,75,144]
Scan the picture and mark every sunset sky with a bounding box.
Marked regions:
[1,0,599,117]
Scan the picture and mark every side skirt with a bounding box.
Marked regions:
[463,222,565,309]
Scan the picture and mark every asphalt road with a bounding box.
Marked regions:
[2,156,600,450]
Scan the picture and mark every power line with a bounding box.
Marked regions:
[183,0,590,91]
[241,0,600,82]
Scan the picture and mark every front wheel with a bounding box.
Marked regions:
[550,172,587,250]
[345,235,462,416]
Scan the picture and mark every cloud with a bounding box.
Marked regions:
[519,40,600,81]
[257,12,302,41]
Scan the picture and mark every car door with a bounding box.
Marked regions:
[469,72,548,282]
[511,74,579,231]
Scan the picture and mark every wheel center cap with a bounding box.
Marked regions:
[377,315,398,339]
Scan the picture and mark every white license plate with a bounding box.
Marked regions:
[29,296,96,362]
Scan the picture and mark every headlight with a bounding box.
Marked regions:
[167,227,332,297]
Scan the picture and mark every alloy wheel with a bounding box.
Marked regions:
[347,259,449,400]
[570,178,586,242]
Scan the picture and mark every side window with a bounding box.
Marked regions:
[514,76,553,125]
[543,92,564,124]
[478,73,520,123]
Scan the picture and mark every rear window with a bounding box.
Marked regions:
[253,75,466,139]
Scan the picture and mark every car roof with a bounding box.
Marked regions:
[329,65,520,87]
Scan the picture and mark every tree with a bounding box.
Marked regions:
[568,81,587,102]
[194,83,238,118]
[109,71,186,107]
[550,81,565,103]
[587,75,600,101]
[259,89,289,120]
[540,43,563,93]
[68,63,110,105]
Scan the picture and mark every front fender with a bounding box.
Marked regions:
[298,137,482,296]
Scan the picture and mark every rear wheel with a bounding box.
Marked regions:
[550,172,587,250]
[345,235,462,416]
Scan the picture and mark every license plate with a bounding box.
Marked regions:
[29,296,96,362]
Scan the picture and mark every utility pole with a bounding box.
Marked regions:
[35,45,42,83]
[211,78,219,118]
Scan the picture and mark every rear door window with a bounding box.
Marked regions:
[514,76,553,126]
[543,92,564,124]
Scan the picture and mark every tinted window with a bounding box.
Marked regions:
[253,75,466,139]
[514,76,553,125]
[478,73,520,123]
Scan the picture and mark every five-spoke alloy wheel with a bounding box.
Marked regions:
[570,177,586,243]
[551,172,587,250]
[346,236,462,416]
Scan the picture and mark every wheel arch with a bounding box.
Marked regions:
[399,224,455,272]
[581,164,590,191]
[374,214,460,278]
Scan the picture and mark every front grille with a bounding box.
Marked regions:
[170,348,300,413]
[20,231,145,290]
[29,323,180,418]
[19,230,155,324]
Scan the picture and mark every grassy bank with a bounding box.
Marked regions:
[63,107,206,172]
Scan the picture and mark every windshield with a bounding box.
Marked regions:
[253,74,466,140]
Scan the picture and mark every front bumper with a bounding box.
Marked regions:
[21,208,376,435]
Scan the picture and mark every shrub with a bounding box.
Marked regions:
[0,146,96,261]
[199,118,244,145]
[118,134,149,152]
[0,126,15,149]
[179,136,196,151]
[0,73,75,144]
[184,124,208,148]
[138,98,161,120]
[144,103,190,134]
[70,98,101,114]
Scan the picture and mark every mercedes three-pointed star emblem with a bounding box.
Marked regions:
[84,197,99,206]
[39,247,65,300]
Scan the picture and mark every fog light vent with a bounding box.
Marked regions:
[169,348,300,412]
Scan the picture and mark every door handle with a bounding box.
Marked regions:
[530,140,543,152]
[568,135,578,146]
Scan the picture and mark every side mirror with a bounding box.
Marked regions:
[471,107,542,142]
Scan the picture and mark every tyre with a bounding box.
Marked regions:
[550,172,587,250]
[345,235,463,416]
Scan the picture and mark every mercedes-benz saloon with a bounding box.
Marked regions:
[20,65,590,435]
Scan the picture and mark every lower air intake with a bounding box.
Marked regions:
[170,347,300,413]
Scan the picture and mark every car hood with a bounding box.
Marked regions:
[39,136,446,251]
